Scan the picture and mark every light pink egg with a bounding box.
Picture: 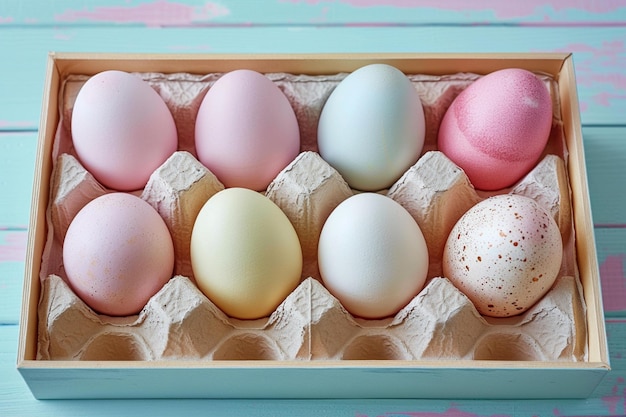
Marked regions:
[71,70,178,191]
[442,194,562,317]
[438,68,552,191]
[195,69,300,191]
[63,193,175,316]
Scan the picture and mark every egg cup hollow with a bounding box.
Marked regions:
[37,69,585,363]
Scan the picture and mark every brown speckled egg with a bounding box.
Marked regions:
[442,194,562,317]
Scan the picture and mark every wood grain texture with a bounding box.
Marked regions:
[597,228,626,316]
[1,0,626,26]
[0,133,37,228]
[1,0,625,414]
[584,127,626,226]
[0,27,625,129]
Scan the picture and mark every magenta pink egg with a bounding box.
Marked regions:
[194,69,300,191]
[63,193,175,316]
[438,68,552,191]
[71,70,178,191]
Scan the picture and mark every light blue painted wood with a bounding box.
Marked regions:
[1,26,626,129]
[1,0,625,26]
[0,133,37,228]
[596,228,626,316]
[17,358,609,400]
[0,233,26,324]
[0,0,624,412]
[583,127,626,227]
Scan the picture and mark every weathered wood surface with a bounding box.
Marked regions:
[1,1,625,415]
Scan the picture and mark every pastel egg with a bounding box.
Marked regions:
[195,70,300,191]
[317,64,425,191]
[318,193,429,319]
[63,193,175,317]
[438,68,552,191]
[442,194,562,317]
[190,188,302,319]
[71,70,178,191]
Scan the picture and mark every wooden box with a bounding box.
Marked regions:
[17,52,609,399]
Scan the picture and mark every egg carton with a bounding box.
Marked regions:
[38,148,584,361]
[37,69,585,362]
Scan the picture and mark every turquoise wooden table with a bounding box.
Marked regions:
[2,1,626,415]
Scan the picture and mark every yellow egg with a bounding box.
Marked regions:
[190,188,302,319]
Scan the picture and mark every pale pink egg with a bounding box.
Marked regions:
[71,70,178,191]
[194,69,300,191]
[438,68,552,191]
[443,194,562,317]
[63,193,175,316]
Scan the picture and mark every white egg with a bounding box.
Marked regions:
[317,64,425,191]
[318,193,429,319]
[443,194,563,317]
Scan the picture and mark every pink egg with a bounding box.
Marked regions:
[71,70,178,191]
[195,69,300,191]
[438,68,552,191]
[63,193,175,316]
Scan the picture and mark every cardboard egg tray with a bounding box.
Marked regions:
[18,53,609,400]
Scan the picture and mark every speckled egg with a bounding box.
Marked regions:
[442,194,562,317]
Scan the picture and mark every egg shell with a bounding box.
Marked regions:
[71,70,178,191]
[62,192,175,317]
[194,69,300,191]
[190,187,303,320]
[317,64,426,191]
[442,194,563,317]
[318,192,429,319]
[437,68,552,191]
